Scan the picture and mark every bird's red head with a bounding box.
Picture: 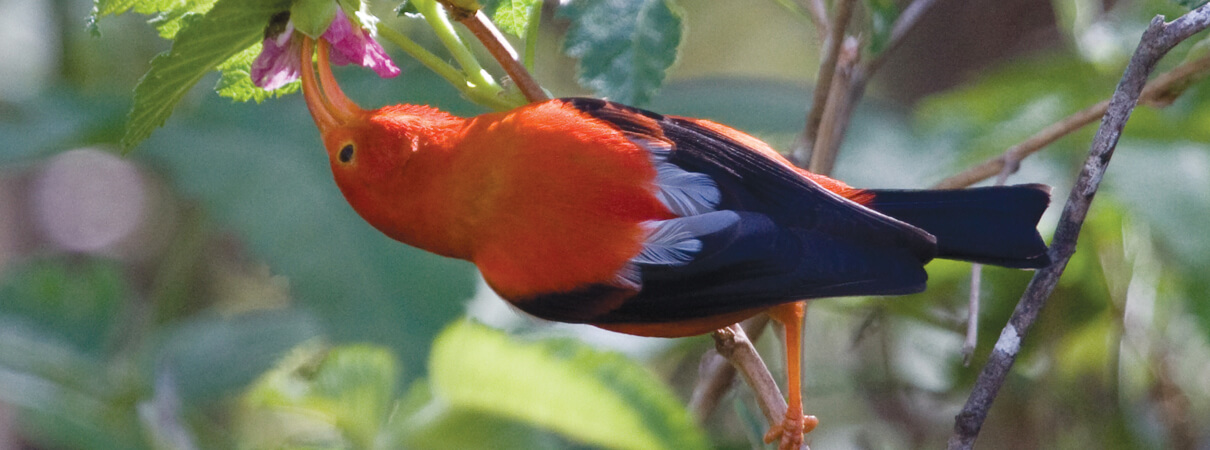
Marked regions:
[299,37,470,255]
[300,37,462,184]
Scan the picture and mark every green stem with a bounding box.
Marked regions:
[379,7,515,111]
[414,0,499,92]
[376,24,466,89]
[523,0,542,72]
[463,85,519,111]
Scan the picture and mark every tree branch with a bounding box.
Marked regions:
[710,324,787,427]
[932,49,1210,190]
[796,0,856,164]
[437,1,548,104]
[809,39,860,175]
[810,0,941,166]
[947,7,1210,449]
[689,316,770,420]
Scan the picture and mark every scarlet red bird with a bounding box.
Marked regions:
[299,38,1049,449]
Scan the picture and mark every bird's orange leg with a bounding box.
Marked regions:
[763,301,819,450]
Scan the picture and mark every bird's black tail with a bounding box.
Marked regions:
[862,184,1052,268]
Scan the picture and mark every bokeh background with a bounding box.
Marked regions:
[2,0,1209,448]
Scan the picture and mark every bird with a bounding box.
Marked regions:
[297,36,1050,450]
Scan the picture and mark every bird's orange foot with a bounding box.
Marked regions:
[763,413,819,450]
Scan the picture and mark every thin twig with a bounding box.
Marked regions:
[810,38,860,175]
[796,0,856,165]
[961,265,981,366]
[960,155,1020,365]
[948,7,1210,449]
[690,316,769,420]
[711,324,788,429]
[932,52,1210,190]
[811,0,941,168]
[456,10,550,103]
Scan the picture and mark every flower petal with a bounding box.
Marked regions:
[251,21,303,90]
[322,9,401,78]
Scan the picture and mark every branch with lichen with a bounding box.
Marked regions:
[948,6,1210,449]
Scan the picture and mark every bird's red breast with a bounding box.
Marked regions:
[452,101,676,300]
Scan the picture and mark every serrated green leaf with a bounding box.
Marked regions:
[91,0,219,39]
[560,0,683,105]
[418,320,708,450]
[491,0,538,37]
[216,44,300,103]
[122,0,292,151]
[239,342,399,449]
[93,0,178,17]
[150,0,221,39]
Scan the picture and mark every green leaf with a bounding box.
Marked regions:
[150,1,221,39]
[215,44,300,103]
[88,0,212,36]
[239,342,400,449]
[92,0,179,17]
[412,320,708,450]
[122,0,292,151]
[90,0,220,39]
[491,0,539,37]
[1173,0,1209,9]
[560,0,684,105]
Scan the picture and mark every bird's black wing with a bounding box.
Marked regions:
[514,98,939,326]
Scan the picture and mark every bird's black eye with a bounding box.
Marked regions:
[338,144,354,163]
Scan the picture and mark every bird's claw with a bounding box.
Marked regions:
[763,413,819,450]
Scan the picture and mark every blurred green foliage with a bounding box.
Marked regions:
[1,0,1209,449]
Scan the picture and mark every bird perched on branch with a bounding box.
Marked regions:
[298,37,1050,450]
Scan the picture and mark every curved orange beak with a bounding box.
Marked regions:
[300,37,363,136]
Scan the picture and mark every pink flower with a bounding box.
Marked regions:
[251,8,399,90]
[251,20,303,90]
